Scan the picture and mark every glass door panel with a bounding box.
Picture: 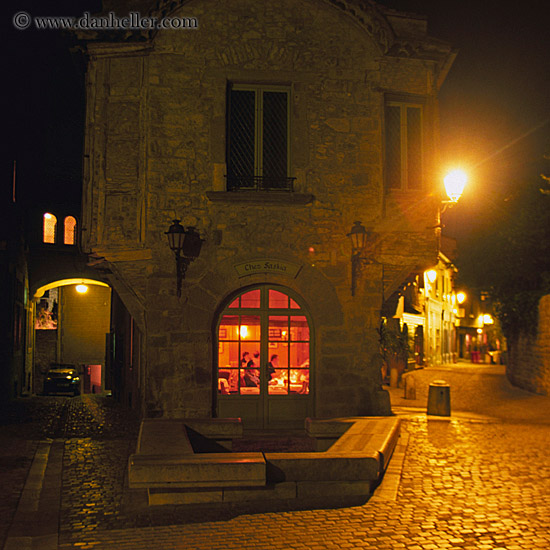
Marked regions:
[239,315,260,394]
[240,289,261,308]
[269,289,288,308]
[290,315,309,340]
[216,286,312,427]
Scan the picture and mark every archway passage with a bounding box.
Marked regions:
[33,280,111,396]
[215,285,313,429]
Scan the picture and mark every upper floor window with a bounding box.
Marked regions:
[227,84,293,191]
[385,101,423,191]
[63,216,77,245]
[43,213,57,244]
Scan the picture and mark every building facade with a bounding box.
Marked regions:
[78,0,455,427]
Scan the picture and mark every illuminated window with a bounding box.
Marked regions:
[385,101,423,190]
[216,286,310,397]
[43,213,57,244]
[64,216,77,245]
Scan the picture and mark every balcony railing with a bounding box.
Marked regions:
[227,175,296,192]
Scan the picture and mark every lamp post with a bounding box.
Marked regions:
[165,220,203,297]
[347,221,375,296]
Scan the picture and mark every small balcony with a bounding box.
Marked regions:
[227,175,296,192]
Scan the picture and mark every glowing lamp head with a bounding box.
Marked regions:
[426,269,437,284]
[240,325,248,339]
[483,314,494,325]
[456,291,466,304]
[444,169,468,203]
[76,284,88,294]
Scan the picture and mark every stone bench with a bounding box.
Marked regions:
[127,416,400,506]
[322,417,401,473]
[259,416,401,500]
[135,418,243,455]
[129,452,265,489]
[128,417,265,492]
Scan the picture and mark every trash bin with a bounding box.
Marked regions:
[427,380,451,416]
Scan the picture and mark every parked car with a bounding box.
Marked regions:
[43,364,81,396]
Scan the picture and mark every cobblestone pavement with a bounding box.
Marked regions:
[2,365,550,550]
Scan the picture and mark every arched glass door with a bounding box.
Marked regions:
[215,286,312,428]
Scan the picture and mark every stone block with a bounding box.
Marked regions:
[305,418,353,438]
[128,452,266,489]
[296,480,371,500]
[148,488,223,505]
[183,418,243,438]
[223,482,297,503]
[137,419,194,455]
[265,452,379,482]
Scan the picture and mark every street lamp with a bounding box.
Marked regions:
[165,220,204,297]
[347,221,376,296]
[443,169,468,204]
[434,169,468,229]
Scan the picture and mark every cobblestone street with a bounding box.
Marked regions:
[2,366,550,549]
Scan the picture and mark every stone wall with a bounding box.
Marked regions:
[81,0,453,420]
[59,285,111,366]
[507,294,550,396]
[34,329,57,394]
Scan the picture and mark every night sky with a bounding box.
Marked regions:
[7,0,549,238]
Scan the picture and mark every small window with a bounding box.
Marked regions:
[43,213,57,244]
[227,84,293,191]
[64,216,77,245]
[385,102,423,191]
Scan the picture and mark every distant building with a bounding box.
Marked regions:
[77,0,456,427]
[455,289,505,365]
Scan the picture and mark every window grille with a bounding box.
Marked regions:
[227,86,292,191]
[385,102,423,191]
[43,213,57,244]
[64,216,77,245]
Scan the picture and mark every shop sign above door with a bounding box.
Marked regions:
[234,259,302,278]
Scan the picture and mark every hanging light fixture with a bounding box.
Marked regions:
[347,221,376,296]
[165,220,204,297]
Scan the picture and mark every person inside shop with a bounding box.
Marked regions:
[267,354,278,381]
[241,351,250,367]
[243,351,260,387]
[243,369,260,387]
[247,351,260,368]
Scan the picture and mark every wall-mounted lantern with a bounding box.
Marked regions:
[347,221,376,296]
[165,220,204,297]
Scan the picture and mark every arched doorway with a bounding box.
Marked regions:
[214,285,313,429]
[32,279,111,396]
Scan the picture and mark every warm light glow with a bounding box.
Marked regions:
[33,279,109,299]
[76,284,88,294]
[483,314,494,325]
[426,269,437,283]
[444,169,468,202]
[477,328,483,334]
[43,212,57,244]
[240,325,248,339]
[457,291,466,304]
[64,216,77,245]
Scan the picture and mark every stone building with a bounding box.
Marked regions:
[78,0,456,428]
